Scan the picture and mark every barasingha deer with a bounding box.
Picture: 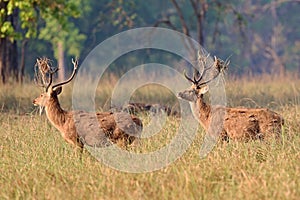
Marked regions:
[178,53,284,141]
[33,58,143,149]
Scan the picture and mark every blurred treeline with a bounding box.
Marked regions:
[0,0,299,84]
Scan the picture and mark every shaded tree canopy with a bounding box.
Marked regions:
[0,0,299,83]
[0,0,85,83]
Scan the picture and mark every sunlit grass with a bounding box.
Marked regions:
[1,75,300,199]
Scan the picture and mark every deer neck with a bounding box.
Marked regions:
[190,95,211,131]
[45,97,67,128]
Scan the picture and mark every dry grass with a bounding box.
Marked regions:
[0,75,300,199]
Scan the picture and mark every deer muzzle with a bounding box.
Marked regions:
[177,90,198,102]
[33,99,38,106]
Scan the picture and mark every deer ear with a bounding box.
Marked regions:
[199,85,209,94]
[53,87,62,95]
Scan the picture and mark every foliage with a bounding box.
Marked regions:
[38,0,88,58]
[1,0,300,81]
[0,0,87,84]
[0,0,82,40]
[0,0,34,40]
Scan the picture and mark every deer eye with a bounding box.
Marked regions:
[196,86,201,89]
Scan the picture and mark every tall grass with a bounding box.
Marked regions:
[226,74,300,108]
[0,75,300,199]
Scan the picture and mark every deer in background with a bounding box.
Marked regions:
[178,53,284,141]
[33,58,143,149]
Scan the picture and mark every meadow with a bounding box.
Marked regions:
[0,74,300,199]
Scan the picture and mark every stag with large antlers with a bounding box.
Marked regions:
[33,58,143,149]
[178,52,284,141]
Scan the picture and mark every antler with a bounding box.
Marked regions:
[184,52,229,86]
[183,52,213,85]
[51,58,78,89]
[45,68,59,92]
[34,57,59,92]
[196,52,214,84]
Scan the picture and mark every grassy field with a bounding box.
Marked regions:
[0,75,300,199]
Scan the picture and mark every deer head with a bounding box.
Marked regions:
[33,58,78,108]
[178,53,229,102]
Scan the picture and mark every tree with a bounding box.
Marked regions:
[0,0,85,84]
[152,0,246,59]
[38,0,87,81]
[236,0,300,75]
[0,0,19,83]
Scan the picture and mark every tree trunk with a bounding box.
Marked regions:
[57,41,65,81]
[0,38,6,84]
[0,2,18,83]
[20,39,28,83]
[10,40,18,82]
[11,8,19,82]
[0,1,8,84]
[265,46,285,77]
[3,35,18,83]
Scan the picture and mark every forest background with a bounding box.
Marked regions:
[0,0,299,84]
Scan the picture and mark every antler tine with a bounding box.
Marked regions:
[224,57,230,71]
[198,56,229,86]
[198,70,220,86]
[45,67,59,92]
[183,53,229,86]
[183,53,212,85]
[192,66,200,83]
[34,62,44,88]
[194,52,213,84]
[184,70,196,84]
[52,58,78,89]
[197,51,210,68]
[34,58,54,90]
